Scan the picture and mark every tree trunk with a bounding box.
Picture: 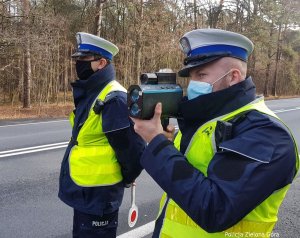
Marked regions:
[263,23,274,97]
[94,0,106,36]
[22,0,32,108]
[208,0,223,28]
[18,56,24,102]
[64,45,68,104]
[135,0,144,82]
[193,0,198,29]
[271,23,282,97]
[23,45,32,108]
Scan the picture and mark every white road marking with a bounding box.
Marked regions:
[0,142,68,154]
[0,106,298,158]
[273,107,300,113]
[0,142,68,158]
[0,106,299,128]
[0,119,68,128]
[117,221,155,238]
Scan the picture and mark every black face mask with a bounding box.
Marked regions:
[75,60,95,80]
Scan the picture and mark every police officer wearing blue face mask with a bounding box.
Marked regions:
[131,29,299,237]
[58,32,145,238]
[186,69,232,99]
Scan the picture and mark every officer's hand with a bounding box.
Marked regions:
[131,103,164,143]
[164,124,175,141]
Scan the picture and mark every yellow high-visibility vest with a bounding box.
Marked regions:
[69,80,127,187]
[158,97,299,238]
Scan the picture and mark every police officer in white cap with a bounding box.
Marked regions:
[58,32,145,238]
[132,29,299,237]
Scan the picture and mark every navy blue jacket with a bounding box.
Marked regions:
[140,77,297,235]
[58,64,145,216]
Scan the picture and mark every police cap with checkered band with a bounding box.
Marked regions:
[71,32,119,61]
[178,29,254,77]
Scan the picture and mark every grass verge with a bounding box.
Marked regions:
[0,103,73,120]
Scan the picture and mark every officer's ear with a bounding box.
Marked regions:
[97,58,108,70]
[229,68,243,86]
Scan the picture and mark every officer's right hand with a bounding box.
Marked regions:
[131,103,164,143]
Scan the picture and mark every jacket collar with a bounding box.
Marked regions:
[71,64,115,106]
[179,77,256,124]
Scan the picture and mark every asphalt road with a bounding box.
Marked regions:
[0,98,300,238]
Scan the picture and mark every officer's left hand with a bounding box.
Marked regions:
[131,103,164,143]
[164,124,175,142]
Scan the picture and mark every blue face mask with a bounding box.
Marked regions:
[187,70,232,100]
[187,81,212,100]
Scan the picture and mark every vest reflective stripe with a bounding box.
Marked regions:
[69,80,127,187]
[159,97,299,237]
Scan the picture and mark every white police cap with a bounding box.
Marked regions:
[72,32,119,60]
[178,29,254,77]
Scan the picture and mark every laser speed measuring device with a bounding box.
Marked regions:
[127,69,183,121]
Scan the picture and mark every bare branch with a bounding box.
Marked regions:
[0,61,14,71]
